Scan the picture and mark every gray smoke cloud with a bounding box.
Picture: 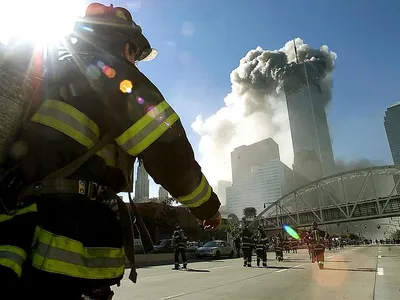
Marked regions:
[192,38,337,185]
[335,158,385,173]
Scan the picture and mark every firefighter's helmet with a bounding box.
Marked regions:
[68,3,157,62]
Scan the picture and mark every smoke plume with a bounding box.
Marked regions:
[335,158,385,173]
[191,38,337,185]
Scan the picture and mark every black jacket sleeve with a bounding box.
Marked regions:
[99,57,221,221]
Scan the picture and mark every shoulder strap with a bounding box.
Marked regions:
[44,132,113,180]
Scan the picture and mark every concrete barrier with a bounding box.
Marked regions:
[128,252,198,267]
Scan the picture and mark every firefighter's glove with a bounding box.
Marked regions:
[202,211,221,231]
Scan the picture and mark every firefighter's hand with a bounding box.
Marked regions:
[201,211,222,231]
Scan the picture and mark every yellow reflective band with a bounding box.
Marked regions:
[96,143,117,167]
[31,100,100,148]
[0,203,37,223]
[0,245,27,277]
[42,100,99,135]
[32,227,125,280]
[116,100,180,156]
[178,175,212,208]
[31,99,116,167]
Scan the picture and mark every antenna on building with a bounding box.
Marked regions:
[293,38,299,64]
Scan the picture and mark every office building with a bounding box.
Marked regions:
[284,63,335,182]
[217,180,232,204]
[384,101,400,165]
[231,138,280,183]
[135,160,149,202]
[384,101,400,194]
[158,186,169,201]
[226,158,294,218]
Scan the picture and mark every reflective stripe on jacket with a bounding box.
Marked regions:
[31,227,125,280]
[0,245,27,277]
[31,99,117,167]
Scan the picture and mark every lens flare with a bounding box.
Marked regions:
[283,224,300,240]
[120,80,133,93]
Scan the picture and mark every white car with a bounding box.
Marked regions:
[195,240,235,259]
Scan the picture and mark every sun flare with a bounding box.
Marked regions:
[0,0,86,46]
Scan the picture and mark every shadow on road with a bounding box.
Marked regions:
[283,259,308,262]
[323,267,376,272]
[265,266,305,270]
[185,268,211,273]
[326,260,351,263]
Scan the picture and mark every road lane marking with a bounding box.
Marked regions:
[275,264,303,273]
[160,293,185,300]
[327,255,334,259]
[377,268,384,276]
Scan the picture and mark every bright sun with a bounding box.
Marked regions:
[0,0,86,45]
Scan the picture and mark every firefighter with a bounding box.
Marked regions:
[172,226,188,270]
[241,224,253,267]
[254,225,268,267]
[274,234,284,261]
[234,234,241,258]
[0,3,221,299]
[309,222,327,269]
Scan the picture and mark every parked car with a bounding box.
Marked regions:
[195,240,235,259]
[153,239,174,253]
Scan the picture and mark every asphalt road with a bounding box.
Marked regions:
[113,245,400,300]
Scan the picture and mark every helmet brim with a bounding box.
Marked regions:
[139,48,158,61]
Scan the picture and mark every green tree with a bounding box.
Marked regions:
[349,233,360,240]
[390,229,400,240]
[243,207,257,221]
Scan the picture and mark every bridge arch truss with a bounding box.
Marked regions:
[254,165,400,229]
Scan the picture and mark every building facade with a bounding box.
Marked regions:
[284,63,335,183]
[217,180,232,204]
[135,160,149,202]
[230,138,280,184]
[226,158,294,218]
[384,101,400,165]
[158,186,169,201]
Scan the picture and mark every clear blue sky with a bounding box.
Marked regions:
[8,0,397,198]
[108,0,399,197]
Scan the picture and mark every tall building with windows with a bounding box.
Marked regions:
[158,186,169,201]
[384,101,400,194]
[284,63,335,184]
[135,160,149,202]
[226,158,294,218]
[384,101,400,164]
[217,180,232,204]
[231,138,280,183]
[227,139,295,217]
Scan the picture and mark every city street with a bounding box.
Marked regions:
[114,245,400,300]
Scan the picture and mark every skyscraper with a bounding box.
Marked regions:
[384,101,400,164]
[384,101,400,195]
[217,180,232,204]
[158,186,169,201]
[135,160,149,202]
[226,158,294,218]
[231,138,280,183]
[284,63,335,183]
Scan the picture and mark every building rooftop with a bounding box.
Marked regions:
[388,101,400,109]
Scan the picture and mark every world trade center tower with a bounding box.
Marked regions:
[284,63,335,187]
